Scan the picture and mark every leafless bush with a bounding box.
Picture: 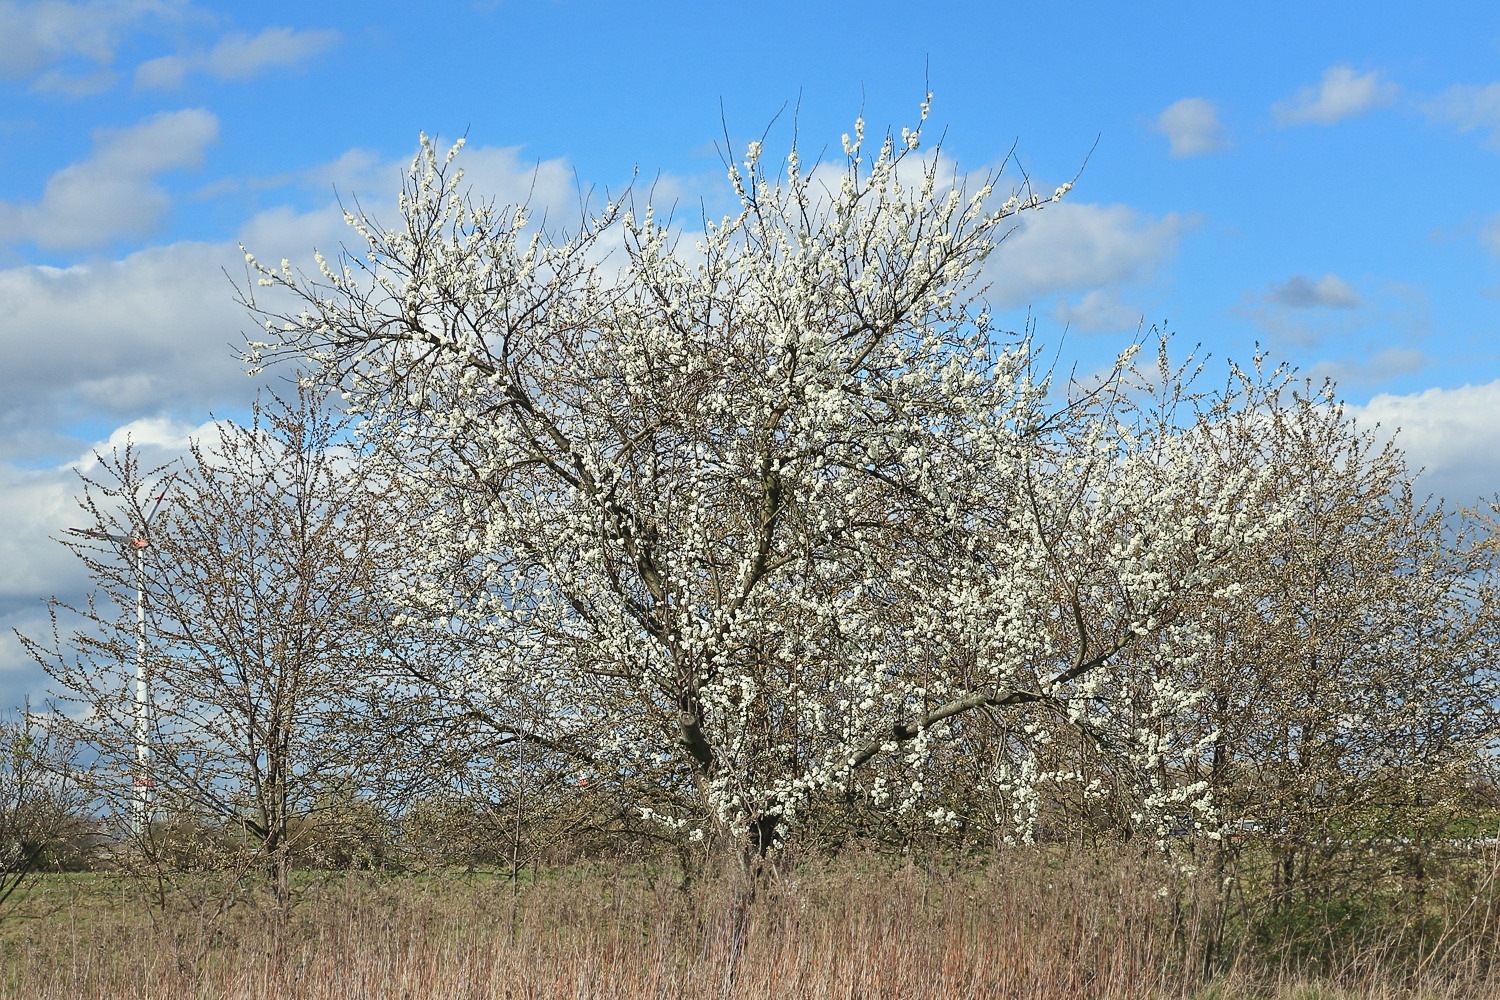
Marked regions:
[0,706,92,921]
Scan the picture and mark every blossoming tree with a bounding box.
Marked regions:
[243,104,1293,857]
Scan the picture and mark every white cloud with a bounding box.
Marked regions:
[0,416,213,702]
[134,26,337,89]
[0,240,253,450]
[1426,83,1500,130]
[456,145,579,216]
[300,147,389,192]
[1307,346,1427,387]
[30,64,116,94]
[1236,278,1428,353]
[0,138,597,708]
[1053,288,1144,333]
[1483,213,1500,256]
[0,140,587,462]
[1425,83,1500,149]
[983,202,1187,309]
[1351,380,1500,503]
[0,464,81,605]
[0,5,336,94]
[236,203,350,261]
[1154,98,1227,157]
[234,143,580,262]
[0,108,218,250]
[87,413,205,452]
[1263,273,1361,309]
[0,463,83,701]
[0,0,171,84]
[1274,66,1397,127]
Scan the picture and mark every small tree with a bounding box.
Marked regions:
[0,705,91,920]
[1172,382,1500,948]
[29,386,390,914]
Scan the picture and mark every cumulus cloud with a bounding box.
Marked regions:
[1307,346,1427,387]
[0,461,83,699]
[1351,380,1500,503]
[0,415,203,601]
[983,202,1187,310]
[0,138,595,707]
[300,147,390,192]
[233,143,579,265]
[1153,98,1227,157]
[1236,276,1425,353]
[1274,66,1397,127]
[458,145,578,214]
[31,65,117,95]
[0,239,259,455]
[0,416,213,702]
[1425,83,1500,149]
[0,139,585,464]
[0,5,337,94]
[1482,213,1500,256]
[134,26,337,89]
[1235,273,1362,345]
[1263,273,1361,309]
[0,108,218,250]
[1053,288,1144,333]
[0,191,374,453]
[0,0,171,88]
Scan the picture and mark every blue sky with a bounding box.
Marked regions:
[3,0,1500,700]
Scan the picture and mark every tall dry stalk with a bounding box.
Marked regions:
[7,851,1500,1000]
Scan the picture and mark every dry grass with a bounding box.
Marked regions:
[2,852,1498,999]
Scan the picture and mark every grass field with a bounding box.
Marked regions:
[3,848,1499,999]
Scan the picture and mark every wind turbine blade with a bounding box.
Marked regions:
[143,475,175,530]
[67,528,135,544]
